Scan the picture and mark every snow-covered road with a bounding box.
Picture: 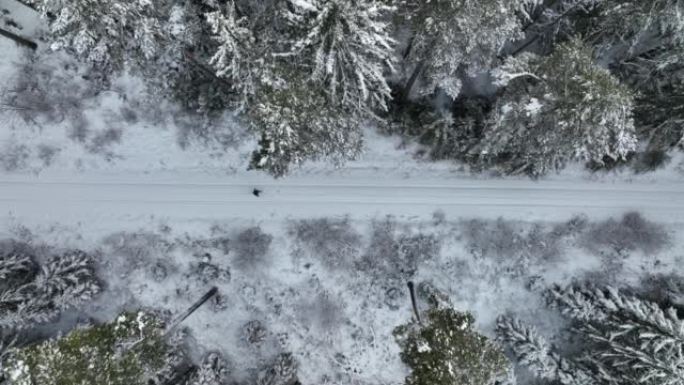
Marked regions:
[1,174,682,225]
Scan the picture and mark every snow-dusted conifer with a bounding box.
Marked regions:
[394,307,511,385]
[588,0,684,151]
[547,285,684,385]
[0,252,35,284]
[284,0,396,115]
[482,38,636,176]
[496,316,594,385]
[398,0,522,99]
[205,1,260,110]
[0,330,17,377]
[3,311,171,385]
[0,250,100,329]
[35,0,164,75]
[248,69,362,177]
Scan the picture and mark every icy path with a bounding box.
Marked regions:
[1,173,683,226]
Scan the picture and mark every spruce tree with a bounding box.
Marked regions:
[283,0,396,116]
[498,285,684,385]
[397,0,522,99]
[586,0,684,152]
[34,0,165,75]
[481,38,636,176]
[0,250,100,329]
[2,311,172,385]
[394,307,510,385]
[248,67,362,177]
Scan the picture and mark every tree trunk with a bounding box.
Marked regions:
[165,286,218,336]
[0,28,37,50]
[400,60,424,104]
[407,281,422,325]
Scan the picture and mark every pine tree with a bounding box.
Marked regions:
[248,67,362,177]
[394,307,511,385]
[205,1,261,111]
[508,0,601,57]
[481,38,637,176]
[34,0,164,76]
[547,285,684,385]
[0,330,17,382]
[586,0,684,152]
[500,285,684,385]
[496,316,594,385]
[398,0,522,100]
[1,311,173,385]
[144,0,235,117]
[284,0,396,116]
[0,250,100,329]
[0,252,36,290]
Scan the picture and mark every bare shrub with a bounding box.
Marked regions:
[357,218,440,281]
[289,217,361,268]
[398,233,440,276]
[551,215,589,238]
[242,320,267,344]
[3,54,93,125]
[460,219,564,275]
[101,232,172,270]
[0,143,29,171]
[581,212,669,254]
[257,353,298,385]
[232,227,273,271]
[461,219,525,259]
[526,224,563,261]
[86,127,122,154]
[37,144,60,167]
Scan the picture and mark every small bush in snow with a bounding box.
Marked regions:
[232,227,273,271]
[0,143,30,172]
[290,217,361,268]
[581,212,668,254]
[256,353,299,385]
[461,219,522,260]
[394,307,510,385]
[550,215,589,238]
[188,352,230,385]
[398,234,441,276]
[242,320,267,344]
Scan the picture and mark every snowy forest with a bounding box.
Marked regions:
[1,0,683,176]
[1,0,684,385]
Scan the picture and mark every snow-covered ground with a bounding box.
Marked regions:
[1,3,684,384]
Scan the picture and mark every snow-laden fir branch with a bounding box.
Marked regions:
[284,0,396,115]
